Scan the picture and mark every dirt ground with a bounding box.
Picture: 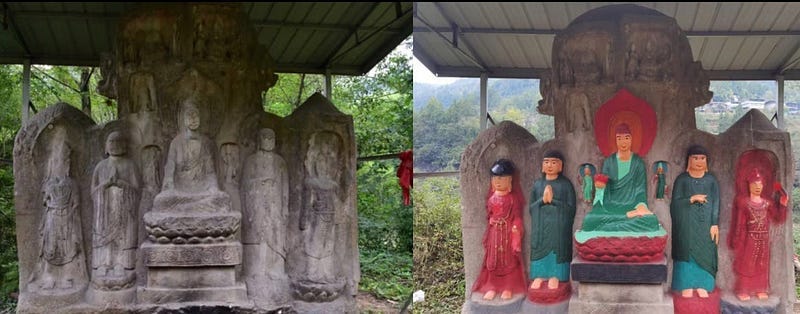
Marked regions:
[357,291,404,313]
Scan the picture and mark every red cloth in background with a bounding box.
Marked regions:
[397,150,413,206]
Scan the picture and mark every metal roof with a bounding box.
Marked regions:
[413,2,800,80]
[0,2,412,76]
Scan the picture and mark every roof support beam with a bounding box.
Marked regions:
[326,6,412,69]
[777,75,785,130]
[21,60,30,124]
[480,72,488,130]
[777,41,800,74]
[254,21,405,34]
[412,27,800,37]
[322,3,380,68]
[432,3,489,70]
[413,10,486,71]
[5,3,31,55]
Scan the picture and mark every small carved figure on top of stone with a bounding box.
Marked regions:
[91,131,139,290]
[29,133,88,294]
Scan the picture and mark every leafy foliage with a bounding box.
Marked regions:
[412,177,465,313]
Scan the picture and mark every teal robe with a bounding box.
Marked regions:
[529,174,576,277]
[580,153,659,232]
[670,172,719,290]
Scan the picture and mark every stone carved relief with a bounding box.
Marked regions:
[220,142,242,213]
[566,93,592,132]
[91,131,139,290]
[120,10,177,67]
[97,53,117,99]
[242,129,288,280]
[29,128,87,294]
[558,31,612,87]
[295,131,347,302]
[624,28,672,82]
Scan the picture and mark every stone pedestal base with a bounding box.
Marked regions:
[293,296,357,314]
[86,286,136,306]
[571,256,667,284]
[569,290,673,314]
[138,283,247,304]
[520,297,569,314]
[16,285,87,314]
[721,294,779,314]
[139,241,246,304]
[462,292,525,314]
[578,282,665,303]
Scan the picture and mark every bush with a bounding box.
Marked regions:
[413,177,465,313]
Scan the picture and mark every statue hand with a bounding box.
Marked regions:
[780,195,788,207]
[594,181,606,189]
[691,194,707,204]
[710,225,719,245]
[543,185,553,204]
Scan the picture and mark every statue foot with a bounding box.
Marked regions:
[737,293,750,301]
[483,290,496,300]
[500,290,512,300]
[530,278,543,289]
[696,289,708,298]
[757,292,768,300]
[681,289,693,298]
[547,277,559,289]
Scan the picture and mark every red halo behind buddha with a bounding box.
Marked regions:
[594,88,657,157]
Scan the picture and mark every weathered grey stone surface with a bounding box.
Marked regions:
[462,293,525,314]
[14,3,358,313]
[459,4,794,314]
[520,298,570,314]
[578,283,664,303]
[721,293,779,314]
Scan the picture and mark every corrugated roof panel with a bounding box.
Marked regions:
[674,3,699,31]
[713,37,744,70]
[452,3,488,29]
[752,3,786,30]
[709,3,740,31]
[266,3,294,23]
[284,2,314,24]
[504,3,534,30]
[542,3,570,29]
[249,2,272,20]
[302,2,332,24]
[318,3,349,25]
[731,3,765,31]
[502,36,528,68]
[687,37,705,61]
[565,3,591,25]
[481,3,512,29]
[356,3,385,28]
[698,37,725,69]
[522,3,553,30]
[418,34,461,68]
[416,2,449,28]
[728,37,763,70]
[747,36,781,69]
[760,36,798,69]
[691,3,720,31]
[772,4,800,31]
[652,2,679,19]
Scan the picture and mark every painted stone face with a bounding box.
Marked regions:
[615,133,632,153]
[184,107,200,131]
[748,180,763,196]
[105,132,126,156]
[688,154,707,172]
[491,175,512,193]
[542,158,563,176]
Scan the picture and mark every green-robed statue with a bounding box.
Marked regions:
[576,123,664,243]
[528,151,576,290]
[671,145,719,298]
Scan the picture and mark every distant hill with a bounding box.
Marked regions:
[413,78,540,109]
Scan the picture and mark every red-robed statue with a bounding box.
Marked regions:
[729,169,787,301]
[472,159,528,300]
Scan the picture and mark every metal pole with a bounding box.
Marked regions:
[480,72,488,130]
[324,69,333,98]
[22,60,31,124]
[777,75,785,130]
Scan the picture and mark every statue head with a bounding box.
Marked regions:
[181,100,201,131]
[542,150,564,177]
[614,123,632,153]
[105,131,127,156]
[685,145,708,173]
[258,128,276,152]
[584,165,591,175]
[307,131,342,182]
[747,169,764,197]
[490,159,514,193]
[657,163,663,174]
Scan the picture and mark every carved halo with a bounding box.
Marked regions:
[593,88,657,156]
